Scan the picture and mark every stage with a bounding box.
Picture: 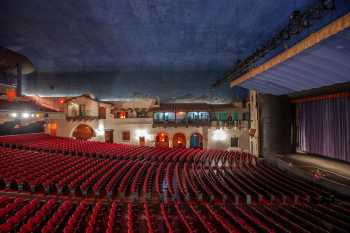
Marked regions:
[269,153,350,197]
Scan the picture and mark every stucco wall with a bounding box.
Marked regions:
[54,119,99,138]
[66,96,99,117]
[207,127,249,151]
[51,117,249,151]
[48,96,250,150]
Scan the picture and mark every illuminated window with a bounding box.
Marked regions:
[122,131,130,141]
[117,112,127,119]
[188,112,209,121]
[187,112,198,120]
[198,112,209,120]
[154,112,161,120]
[154,112,175,121]
[68,103,79,117]
[164,112,175,121]
[176,112,186,120]
[139,137,145,146]
[47,122,57,136]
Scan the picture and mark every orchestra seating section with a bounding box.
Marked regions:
[0,195,349,233]
[0,133,349,232]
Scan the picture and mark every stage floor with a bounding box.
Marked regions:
[277,154,350,188]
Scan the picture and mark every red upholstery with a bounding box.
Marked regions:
[0,134,349,232]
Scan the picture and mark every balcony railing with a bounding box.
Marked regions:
[66,110,98,121]
[153,118,210,127]
[115,117,153,124]
[211,120,249,129]
[153,118,249,128]
[66,115,99,121]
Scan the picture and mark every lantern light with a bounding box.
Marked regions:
[212,129,228,141]
[95,121,105,136]
[22,113,30,119]
[135,129,151,140]
[11,112,17,118]
[6,89,16,102]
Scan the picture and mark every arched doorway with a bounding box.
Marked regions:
[47,122,57,136]
[173,133,186,148]
[72,124,95,140]
[155,132,169,148]
[190,133,203,149]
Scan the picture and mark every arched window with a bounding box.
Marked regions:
[190,133,203,149]
[155,132,169,148]
[173,133,186,148]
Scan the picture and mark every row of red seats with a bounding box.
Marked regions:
[1,195,350,232]
[0,133,255,164]
[0,133,49,145]
[0,147,327,203]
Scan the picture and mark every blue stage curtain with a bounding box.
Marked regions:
[297,95,350,162]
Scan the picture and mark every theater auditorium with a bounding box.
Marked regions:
[0,1,350,232]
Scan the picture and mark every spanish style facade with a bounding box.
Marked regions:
[46,94,251,151]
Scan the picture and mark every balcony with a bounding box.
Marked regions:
[47,112,65,120]
[66,110,99,121]
[66,115,99,121]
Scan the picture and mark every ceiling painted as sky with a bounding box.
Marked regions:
[1,0,349,101]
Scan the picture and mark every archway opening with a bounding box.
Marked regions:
[72,124,95,140]
[173,133,186,148]
[190,133,203,149]
[155,132,169,148]
[47,122,57,136]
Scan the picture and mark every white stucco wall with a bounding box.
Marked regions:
[50,117,249,151]
[65,96,99,117]
[48,97,250,151]
[207,127,249,151]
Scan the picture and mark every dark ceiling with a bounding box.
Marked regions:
[1,0,349,101]
[1,0,319,72]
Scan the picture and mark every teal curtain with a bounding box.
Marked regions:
[217,112,228,121]
[154,112,162,120]
[232,112,238,121]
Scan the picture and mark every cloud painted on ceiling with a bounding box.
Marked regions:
[23,71,248,103]
[0,0,319,72]
[2,0,349,102]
